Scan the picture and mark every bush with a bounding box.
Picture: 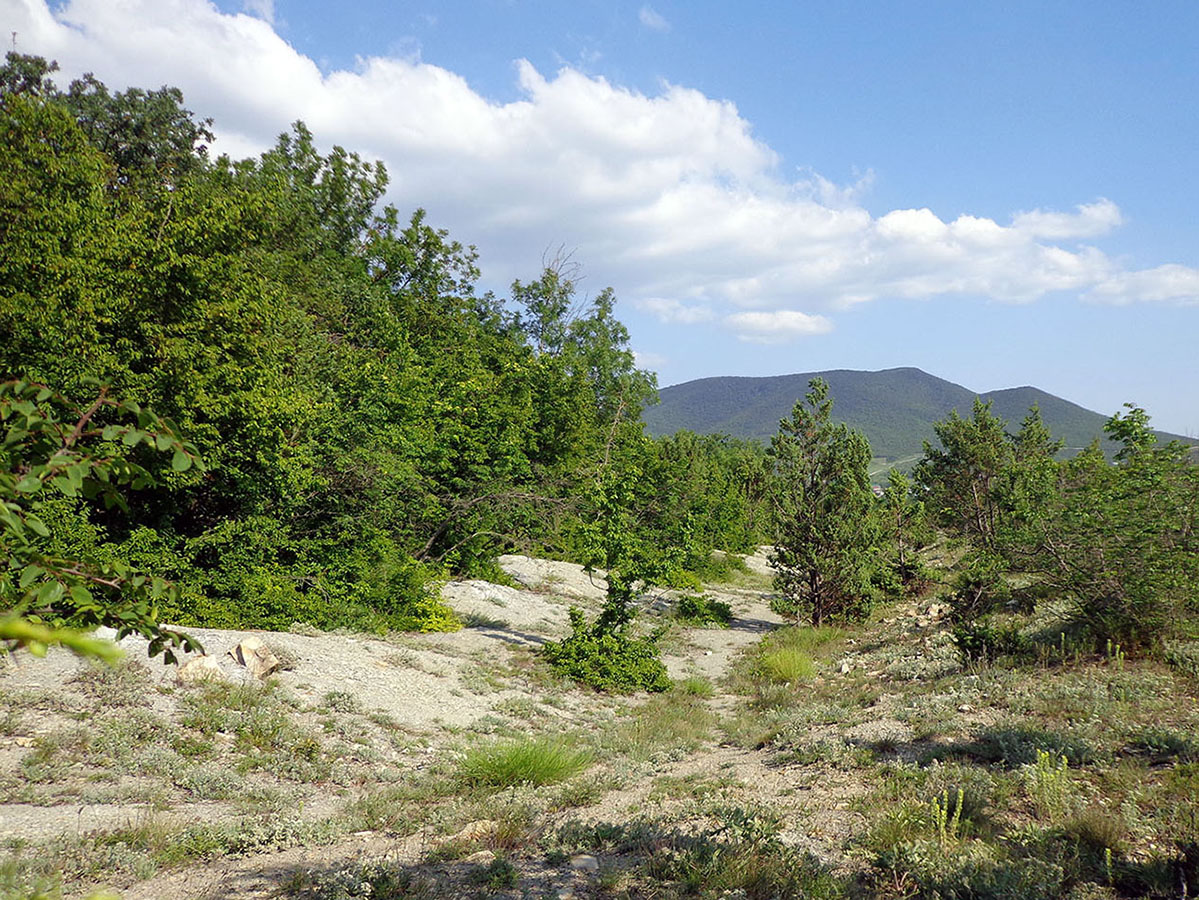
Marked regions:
[541,608,671,693]
[675,594,733,627]
[952,621,1028,665]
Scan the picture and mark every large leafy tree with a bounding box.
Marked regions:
[768,379,879,626]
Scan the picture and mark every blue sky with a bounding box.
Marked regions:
[9,0,1199,434]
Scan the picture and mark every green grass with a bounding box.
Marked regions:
[760,647,816,683]
[458,735,592,788]
[674,675,716,697]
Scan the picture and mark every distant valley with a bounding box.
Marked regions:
[642,367,1192,466]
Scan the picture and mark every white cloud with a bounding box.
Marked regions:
[638,6,670,32]
[1011,199,1123,240]
[636,297,714,324]
[633,349,668,369]
[725,310,834,343]
[241,0,274,24]
[8,0,1199,331]
[1085,264,1199,305]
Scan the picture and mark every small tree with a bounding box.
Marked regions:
[914,398,1012,550]
[1028,406,1199,648]
[768,379,879,626]
[540,433,674,693]
[1,380,203,662]
[881,470,928,588]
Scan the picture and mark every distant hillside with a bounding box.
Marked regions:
[642,367,1191,463]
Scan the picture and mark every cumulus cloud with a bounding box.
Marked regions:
[9,0,1199,342]
[725,310,834,343]
[638,6,670,31]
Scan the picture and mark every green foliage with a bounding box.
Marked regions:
[915,398,1014,550]
[0,380,202,662]
[674,593,733,627]
[1026,413,1199,649]
[1,56,671,636]
[541,608,671,693]
[768,379,880,626]
[918,397,1197,653]
[952,620,1028,665]
[759,646,816,683]
[457,734,592,788]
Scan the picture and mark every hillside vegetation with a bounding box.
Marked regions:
[643,368,1192,462]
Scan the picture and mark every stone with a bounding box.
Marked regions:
[227,636,280,679]
[175,655,225,684]
[839,661,851,674]
[569,854,599,874]
[450,820,497,843]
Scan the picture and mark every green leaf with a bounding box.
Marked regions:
[15,474,42,493]
[19,565,44,588]
[171,449,192,472]
[25,516,49,538]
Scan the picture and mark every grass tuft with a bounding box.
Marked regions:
[760,647,816,683]
[458,735,591,788]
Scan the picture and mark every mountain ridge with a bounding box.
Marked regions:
[642,367,1191,462]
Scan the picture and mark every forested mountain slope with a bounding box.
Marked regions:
[643,367,1191,461]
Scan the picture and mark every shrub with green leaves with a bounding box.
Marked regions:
[675,593,733,627]
[0,380,203,662]
[541,608,671,693]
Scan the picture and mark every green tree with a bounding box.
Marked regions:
[768,379,879,626]
[1027,407,1199,648]
[880,470,927,588]
[914,398,1013,550]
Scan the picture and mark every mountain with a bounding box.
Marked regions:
[642,367,1190,463]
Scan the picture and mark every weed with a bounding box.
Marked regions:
[606,695,716,762]
[1024,749,1073,820]
[320,691,359,714]
[461,611,509,629]
[70,660,153,708]
[466,856,518,889]
[458,735,591,788]
[283,860,431,899]
[674,675,715,698]
[930,787,964,848]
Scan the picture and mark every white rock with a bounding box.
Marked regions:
[175,655,225,684]
[227,636,280,679]
[570,854,599,874]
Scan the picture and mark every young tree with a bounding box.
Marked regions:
[1028,406,1199,648]
[881,469,927,587]
[768,379,879,626]
[914,398,1012,549]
